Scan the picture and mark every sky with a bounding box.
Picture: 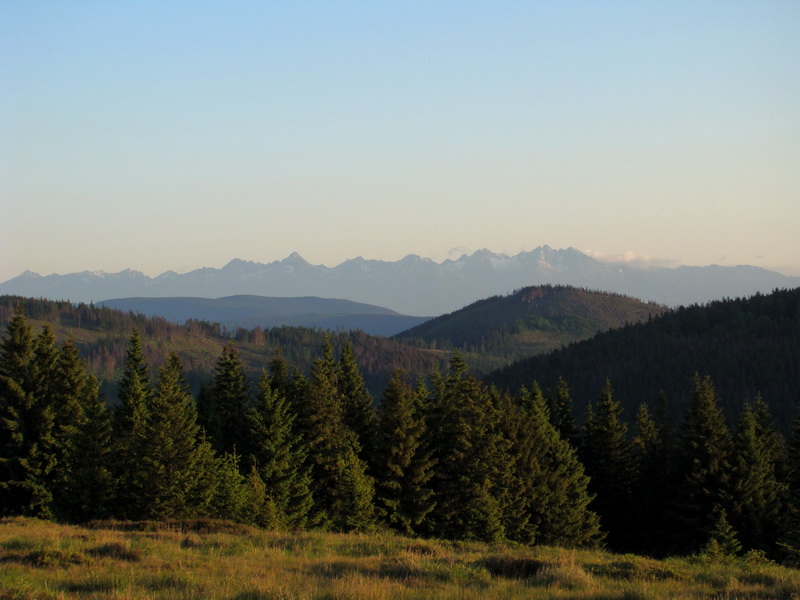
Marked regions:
[2,1,799,283]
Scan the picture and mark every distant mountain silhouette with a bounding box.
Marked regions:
[3,246,798,315]
[97,295,429,337]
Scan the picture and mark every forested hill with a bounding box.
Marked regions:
[0,296,448,399]
[394,285,665,373]
[484,287,800,432]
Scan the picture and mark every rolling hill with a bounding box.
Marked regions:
[97,295,430,337]
[394,285,666,373]
[484,287,800,434]
[0,296,448,400]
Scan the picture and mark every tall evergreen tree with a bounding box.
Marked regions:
[112,329,153,519]
[629,397,678,555]
[674,374,734,554]
[513,383,601,547]
[246,371,313,529]
[729,396,787,555]
[337,342,378,465]
[200,345,251,456]
[138,353,217,519]
[780,409,800,563]
[424,354,509,542]
[0,308,53,516]
[208,451,248,523]
[0,315,76,518]
[374,369,436,535]
[580,379,634,550]
[51,340,114,521]
[296,336,375,531]
[549,376,578,445]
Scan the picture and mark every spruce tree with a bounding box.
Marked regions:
[139,353,217,519]
[296,336,375,531]
[629,398,678,555]
[497,390,536,543]
[51,341,114,521]
[208,451,248,522]
[702,508,742,559]
[337,342,378,465]
[729,397,787,555]
[424,354,508,542]
[245,371,313,529]
[112,329,152,519]
[374,369,436,535]
[549,376,578,445]
[201,344,251,456]
[580,379,634,550]
[515,383,601,547]
[242,464,280,528]
[674,374,734,554]
[0,312,60,517]
[780,410,800,563]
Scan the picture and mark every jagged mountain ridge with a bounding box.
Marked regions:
[3,246,798,315]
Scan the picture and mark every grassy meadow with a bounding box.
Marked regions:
[1,517,799,599]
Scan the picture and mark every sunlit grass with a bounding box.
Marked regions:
[1,516,799,599]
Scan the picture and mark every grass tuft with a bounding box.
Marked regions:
[87,541,143,562]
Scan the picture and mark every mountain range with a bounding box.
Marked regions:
[3,246,798,315]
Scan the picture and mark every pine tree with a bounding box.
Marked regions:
[51,341,115,521]
[139,353,217,519]
[201,345,251,456]
[242,464,280,528]
[728,397,787,554]
[0,312,65,517]
[245,371,313,529]
[208,451,248,522]
[629,398,678,555]
[674,374,734,554]
[549,376,578,445]
[335,445,377,533]
[296,336,375,531]
[580,379,634,550]
[374,369,436,535]
[780,410,800,563]
[514,383,601,547]
[112,329,153,519]
[337,342,378,465]
[702,508,742,559]
[424,354,508,542]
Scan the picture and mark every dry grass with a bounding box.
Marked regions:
[1,517,799,599]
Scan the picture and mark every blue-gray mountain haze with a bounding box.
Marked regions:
[2,246,798,317]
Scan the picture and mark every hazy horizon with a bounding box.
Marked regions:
[3,2,799,282]
[4,245,800,282]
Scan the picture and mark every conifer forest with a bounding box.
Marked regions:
[2,291,800,569]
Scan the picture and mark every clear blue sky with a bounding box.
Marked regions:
[2,1,799,282]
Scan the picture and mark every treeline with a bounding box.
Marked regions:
[0,295,447,399]
[485,287,800,431]
[2,306,800,563]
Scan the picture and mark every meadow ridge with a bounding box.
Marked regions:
[1,517,800,600]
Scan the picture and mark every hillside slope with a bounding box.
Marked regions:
[484,287,800,432]
[97,295,430,336]
[0,296,448,400]
[395,285,665,373]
